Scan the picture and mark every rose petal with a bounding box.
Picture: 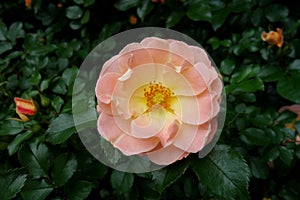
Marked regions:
[180,66,208,95]
[111,64,157,118]
[97,113,123,142]
[190,46,211,66]
[146,145,188,165]
[97,99,112,115]
[113,134,160,156]
[161,65,198,96]
[141,37,171,64]
[173,95,198,124]
[172,122,210,152]
[186,123,211,153]
[131,108,167,138]
[279,104,300,115]
[194,63,219,86]
[95,72,121,104]
[156,118,180,147]
[205,117,218,145]
[141,37,170,51]
[210,77,223,99]
[101,55,127,76]
[119,43,154,69]
[169,40,195,65]
[196,90,214,122]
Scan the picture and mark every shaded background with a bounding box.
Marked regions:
[1,0,300,199]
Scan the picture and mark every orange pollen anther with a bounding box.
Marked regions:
[143,82,174,111]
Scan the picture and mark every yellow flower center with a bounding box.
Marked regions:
[144,82,175,112]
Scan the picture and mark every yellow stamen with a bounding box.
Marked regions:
[143,81,175,112]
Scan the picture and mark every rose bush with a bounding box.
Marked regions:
[95,37,223,165]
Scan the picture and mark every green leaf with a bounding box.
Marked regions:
[57,58,69,70]
[137,0,154,21]
[262,145,280,162]
[241,127,271,145]
[66,6,83,19]
[287,59,300,71]
[0,42,12,54]
[249,157,269,179]
[251,114,273,128]
[110,170,134,194]
[259,65,284,82]
[52,153,78,187]
[279,146,294,166]
[229,0,252,13]
[235,103,246,113]
[46,114,76,144]
[56,43,73,58]
[251,8,264,26]
[191,145,250,200]
[232,64,260,83]
[152,159,189,193]
[62,66,78,87]
[207,37,220,50]
[220,59,235,75]
[40,94,51,107]
[100,137,122,165]
[83,162,108,180]
[276,110,297,124]
[114,0,140,11]
[80,10,90,24]
[0,170,27,200]
[52,78,67,95]
[0,120,24,136]
[277,74,300,104]
[84,0,95,7]
[65,180,93,200]
[265,4,289,22]
[51,96,64,113]
[70,21,82,30]
[40,79,51,91]
[187,4,211,22]
[21,179,53,200]
[0,21,7,41]
[30,71,42,85]
[211,9,230,30]
[6,22,25,44]
[73,0,84,4]
[18,142,49,178]
[238,77,264,92]
[30,45,56,56]
[166,10,185,28]
[7,130,32,155]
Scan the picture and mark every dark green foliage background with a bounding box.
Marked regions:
[1,0,300,199]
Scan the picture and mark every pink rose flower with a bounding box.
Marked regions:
[95,37,223,165]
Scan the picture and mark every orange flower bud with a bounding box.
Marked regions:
[261,28,284,48]
[14,97,38,122]
[57,3,63,8]
[25,0,31,8]
[129,15,138,25]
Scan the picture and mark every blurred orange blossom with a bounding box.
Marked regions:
[261,28,284,48]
